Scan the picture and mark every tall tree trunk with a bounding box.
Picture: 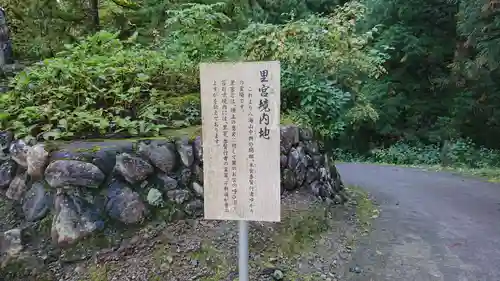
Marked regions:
[89,0,99,32]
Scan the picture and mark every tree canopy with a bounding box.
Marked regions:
[1,0,500,159]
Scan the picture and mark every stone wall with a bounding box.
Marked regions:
[0,125,345,251]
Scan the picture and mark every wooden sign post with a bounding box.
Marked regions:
[200,61,281,280]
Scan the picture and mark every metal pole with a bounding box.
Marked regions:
[238,220,249,281]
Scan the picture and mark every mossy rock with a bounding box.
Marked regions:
[160,125,202,142]
[48,125,199,157]
[163,93,200,106]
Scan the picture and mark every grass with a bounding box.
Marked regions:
[35,215,52,234]
[149,199,345,281]
[190,243,231,281]
[160,125,202,140]
[274,203,331,256]
[429,166,500,182]
[86,264,109,281]
[150,237,233,281]
[348,185,377,231]
[61,231,127,264]
[328,184,377,256]
[247,202,337,281]
[152,244,173,267]
[252,191,375,280]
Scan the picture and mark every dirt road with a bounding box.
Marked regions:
[337,163,500,281]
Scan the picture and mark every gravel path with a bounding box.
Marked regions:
[337,163,500,281]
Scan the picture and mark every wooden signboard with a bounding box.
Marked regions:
[200,61,281,222]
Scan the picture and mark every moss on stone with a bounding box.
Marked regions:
[73,145,103,153]
[162,93,200,107]
[160,125,201,141]
[280,115,297,125]
[55,125,201,150]
[43,141,61,152]
[35,215,53,235]
[40,121,307,155]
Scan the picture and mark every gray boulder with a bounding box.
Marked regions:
[287,147,300,170]
[295,162,307,188]
[193,136,203,163]
[138,142,177,174]
[44,160,105,188]
[280,155,288,169]
[281,168,297,191]
[303,140,320,155]
[0,228,23,258]
[176,137,194,167]
[26,144,49,178]
[166,189,190,204]
[185,200,203,217]
[0,131,13,160]
[280,125,299,153]
[311,155,325,169]
[192,182,204,198]
[0,160,16,188]
[157,174,179,191]
[309,181,322,197]
[22,181,52,222]
[6,173,28,201]
[105,181,148,224]
[9,139,29,167]
[51,140,135,174]
[178,168,192,187]
[306,167,320,184]
[147,188,165,207]
[115,153,154,184]
[298,127,313,141]
[0,131,13,152]
[51,192,105,246]
[193,165,203,185]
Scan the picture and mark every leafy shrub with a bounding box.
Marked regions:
[445,139,500,168]
[331,148,366,162]
[230,2,389,138]
[1,2,391,143]
[162,2,233,63]
[0,31,200,140]
[336,139,500,169]
[154,2,389,140]
[368,142,441,166]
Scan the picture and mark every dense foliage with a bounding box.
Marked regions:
[1,0,500,169]
[335,138,500,168]
[0,31,200,140]
[0,0,386,141]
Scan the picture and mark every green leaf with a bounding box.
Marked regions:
[58,119,68,129]
[0,113,9,121]
[42,131,62,140]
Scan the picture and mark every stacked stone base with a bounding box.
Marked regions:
[0,125,346,256]
[280,125,346,202]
